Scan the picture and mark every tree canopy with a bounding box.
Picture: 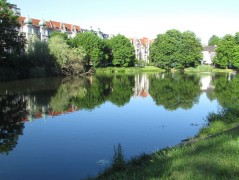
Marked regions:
[0,0,25,59]
[208,35,220,46]
[213,34,238,69]
[70,32,110,67]
[149,29,202,71]
[109,34,135,67]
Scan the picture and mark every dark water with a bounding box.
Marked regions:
[0,72,237,179]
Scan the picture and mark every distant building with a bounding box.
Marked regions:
[18,16,110,42]
[131,37,154,64]
[18,16,81,41]
[201,46,217,65]
[134,74,149,98]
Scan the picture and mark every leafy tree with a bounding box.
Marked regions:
[109,34,135,67]
[48,35,86,76]
[0,0,25,59]
[149,29,202,71]
[70,32,110,67]
[213,34,236,68]
[208,35,220,46]
[50,31,68,41]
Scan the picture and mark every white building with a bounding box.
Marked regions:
[131,37,153,64]
[201,46,216,65]
[18,16,81,41]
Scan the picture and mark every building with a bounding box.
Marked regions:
[18,16,81,41]
[131,37,153,64]
[201,46,217,65]
[18,16,110,42]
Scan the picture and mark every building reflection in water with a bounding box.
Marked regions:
[134,74,149,98]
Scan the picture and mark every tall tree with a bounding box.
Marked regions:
[0,0,25,59]
[149,29,202,71]
[70,32,110,67]
[48,35,86,76]
[208,35,220,46]
[214,34,236,68]
[109,34,135,67]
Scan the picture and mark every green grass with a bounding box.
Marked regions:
[91,108,239,180]
[95,66,165,74]
[185,65,236,73]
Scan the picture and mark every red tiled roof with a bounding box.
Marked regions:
[18,16,81,31]
[49,20,61,29]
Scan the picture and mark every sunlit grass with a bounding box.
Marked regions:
[91,108,239,180]
[185,65,236,73]
[95,66,164,74]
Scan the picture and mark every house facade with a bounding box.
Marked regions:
[131,37,153,64]
[201,46,217,65]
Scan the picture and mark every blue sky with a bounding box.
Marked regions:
[8,0,239,44]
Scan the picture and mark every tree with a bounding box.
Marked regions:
[50,31,68,40]
[70,32,110,67]
[0,0,25,59]
[109,34,135,67]
[213,34,236,68]
[208,35,220,46]
[176,31,202,70]
[48,35,86,76]
[149,29,202,71]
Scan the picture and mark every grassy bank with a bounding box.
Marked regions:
[92,108,239,179]
[95,66,165,74]
[185,65,236,73]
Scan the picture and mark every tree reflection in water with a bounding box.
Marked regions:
[0,94,28,154]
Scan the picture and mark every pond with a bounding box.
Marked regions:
[0,72,237,179]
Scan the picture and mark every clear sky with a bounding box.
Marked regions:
[8,0,239,44]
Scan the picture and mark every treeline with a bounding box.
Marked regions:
[209,33,239,69]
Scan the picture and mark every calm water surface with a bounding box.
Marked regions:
[0,73,237,179]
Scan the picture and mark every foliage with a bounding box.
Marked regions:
[50,31,68,41]
[48,35,86,76]
[70,32,111,67]
[149,73,201,110]
[208,35,220,46]
[109,34,135,67]
[0,0,26,59]
[149,29,202,71]
[213,34,237,68]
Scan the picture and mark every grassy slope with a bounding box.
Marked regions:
[94,126,239,180]
[93,108,239,180]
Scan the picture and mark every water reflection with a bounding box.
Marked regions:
[207,72,239,108]
[0,73,238,156]
[149,73,201,110]
[0,93,27,154]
